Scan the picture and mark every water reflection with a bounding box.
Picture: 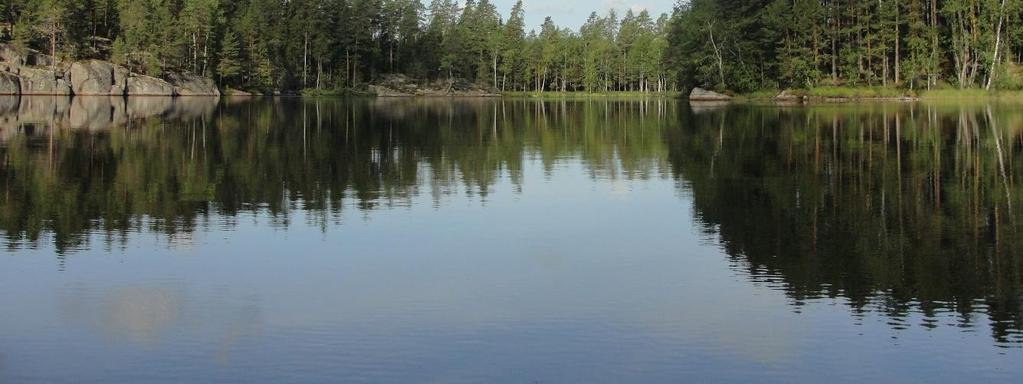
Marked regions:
[666,103,1023,346]
[0,97,1021,350]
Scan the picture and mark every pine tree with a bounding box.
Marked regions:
[217,30,242,86]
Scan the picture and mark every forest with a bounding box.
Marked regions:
[5,0,1023,94]
[666,0,1023,93]
[0,0,673,93]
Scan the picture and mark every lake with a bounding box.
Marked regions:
[0,96,1020,383]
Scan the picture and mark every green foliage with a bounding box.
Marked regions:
[664,0,1023,94]
[0,0,677,94]
[217,30,242,85]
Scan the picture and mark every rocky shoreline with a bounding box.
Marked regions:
[0,45,221,97]
[368,74,501,97]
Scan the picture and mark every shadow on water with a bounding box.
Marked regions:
[0,96,1021,346]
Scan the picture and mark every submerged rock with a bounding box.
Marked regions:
[689,87,732,101]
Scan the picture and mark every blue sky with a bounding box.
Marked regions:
[493,0,677,30]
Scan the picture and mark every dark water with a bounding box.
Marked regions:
[1,96,1021,383]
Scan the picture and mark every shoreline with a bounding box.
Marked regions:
[4,90,1023,103]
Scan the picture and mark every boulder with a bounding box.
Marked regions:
[369,84,413,97]
[112,65,128,95]
[126,74,175,96]
[0,72,20,95]
[689,87,731,101]
[166,73,220,96]
[0,44,25,66]
[69,60,125,95]
[774,89,803,102]
[0,63,18,74]
[18,67,72,95]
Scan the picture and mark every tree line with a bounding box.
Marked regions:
[0,0,673,93]
[664,0,1023,93]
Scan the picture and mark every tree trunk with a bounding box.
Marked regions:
[986,0,1008,91]
[895,3,901,85]
[708,23,725,88]
[303,33,308,88]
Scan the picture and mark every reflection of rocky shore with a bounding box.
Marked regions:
[0,95,220,141]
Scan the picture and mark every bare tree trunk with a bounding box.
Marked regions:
[50,28,56,71]
[303,33,308,88]
[929,0,938,88]
[708,22,725,88]
[895,3,900,85]
[193,32,199,72]
[986,0,1008,90]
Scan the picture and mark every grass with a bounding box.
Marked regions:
[735,89,782,100]
[807,86,908,98]
[501,91,682,98]
[294,85,1023,101]
[737,86,1023,101]
[736,86,910,100]
[916,88,1023,100]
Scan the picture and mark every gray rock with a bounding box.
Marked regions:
[126,74,175,96]
[689,87,732,101]
[775,89,801,101]
[0,72,20,95]
[112,65,128,95]
[166,73,220,96]
[69,60,124,95]
[369,84,413,97]
[0,44,25,66]
[225,88,252,96]
[18,67,72,95]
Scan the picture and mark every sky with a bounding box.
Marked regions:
[493,0,677,31]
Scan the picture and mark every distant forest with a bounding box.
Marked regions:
[3,0,1023,94]
[0,0,672,93]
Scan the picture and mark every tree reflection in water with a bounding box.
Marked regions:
[1,97,1020,346]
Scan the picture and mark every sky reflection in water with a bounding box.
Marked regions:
[0,96,1020,383]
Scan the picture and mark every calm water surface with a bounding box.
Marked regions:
[1,96,1021,383]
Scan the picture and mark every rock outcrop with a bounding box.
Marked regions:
[689,87,732,101]
[126,74,176,96]
[0,72,19,94]
[774,89,803,102]
[166,73,220,96]
[18,67,72,95]
[0,44,223,97]
[225,88,252,96]
[0,45,24,66]
[370,74,500,97]
[68,60,128,95]
[369,84,412,97]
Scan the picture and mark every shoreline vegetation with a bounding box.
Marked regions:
[7,0,1023,101]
